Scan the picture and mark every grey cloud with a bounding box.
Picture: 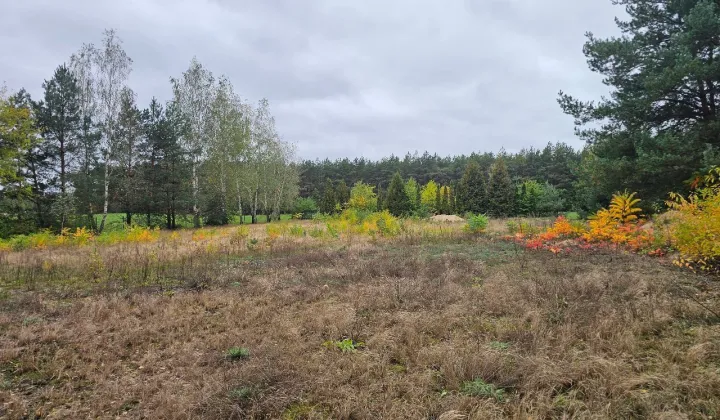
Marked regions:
[1,0,624,160]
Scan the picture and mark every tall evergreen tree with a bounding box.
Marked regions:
[36,65,82,196]
[385,172,410,216]
[488,159,515,217]
[142,99,190,229]
[457,160,488,214]
[441,186,450,215]
[559,0,720,205]
[319,178,336,214]
[115,88,144,226]
[335,179,350,209]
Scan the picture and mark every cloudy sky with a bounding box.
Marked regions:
[1,0,623,160]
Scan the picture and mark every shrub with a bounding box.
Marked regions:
[72,227,94,246]
[666,167,720,272]
[348,181,378,212]
[294,197,319,219]
[609,190,642,223]
[29,230,55,249]
[266,224,287,239]
[125,225,159,243]
[308,226,325,238]
[226,347,250,360]
[507,220,519,234]
[465,213,489,233]
[564,211,581,221]
[536,183,566,216]
[8,235,31,251]
[367,210,401,237]
[288,224,305,237]
[236,225,250,239]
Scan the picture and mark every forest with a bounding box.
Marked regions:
[0,30,298,238]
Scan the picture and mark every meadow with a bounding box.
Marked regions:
[90,213,293,232]
[0,217,718,419]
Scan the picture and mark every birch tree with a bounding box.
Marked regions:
[90,29,132,232]
[171,58,214,227]
[69,44,101,229]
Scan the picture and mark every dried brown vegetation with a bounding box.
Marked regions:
[0,224,718,419]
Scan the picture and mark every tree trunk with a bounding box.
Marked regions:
[236,179,243,224]
[192,159,200,228]
[99,159,110,233]
[251,188,258,224]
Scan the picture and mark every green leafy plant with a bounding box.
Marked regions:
[226,346,250,360]
[247,238,260,250]
[564,212,581,221]
[294,197,319,220]
[506,220,519,234]
[229,386,255,401]
[288,224,305,237]
[461,378,506,401]
[465,213,489,233]
[308,227,324,238]
[322,338,364,353]
[488,341,510,350]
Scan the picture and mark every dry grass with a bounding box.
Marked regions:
[0,223,719,419]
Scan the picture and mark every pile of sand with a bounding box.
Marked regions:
[429,215,465,223]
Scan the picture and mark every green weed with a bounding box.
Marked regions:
[322,338,364,353]
[460,378,506,401]
[226,347,250,360]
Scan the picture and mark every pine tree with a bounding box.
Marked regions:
[442,186,450,214]
[458,161,488,214]
[385,172,410,216]
[115,88,144,226]
[376,183,385,211]
[319,178,336,214]
[559,0,720,204]
[335,179,350,210]
[142,99,191,229]
[488,159,515,217]
[36,65,82,196]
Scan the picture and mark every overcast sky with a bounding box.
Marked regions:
[1,0,623,160]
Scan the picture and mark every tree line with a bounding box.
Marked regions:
[3,0,719,234]
[0,29,298,237]
[303,143,583,217]
[304,0,720,216]
[312,156,563,219]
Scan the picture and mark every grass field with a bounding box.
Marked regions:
[0,220,718,419]
[90,213,292,231]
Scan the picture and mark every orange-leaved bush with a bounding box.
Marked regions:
[581,191,654,250]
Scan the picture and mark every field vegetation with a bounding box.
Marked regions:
[3,0,720,418]
[1,209,719,418]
